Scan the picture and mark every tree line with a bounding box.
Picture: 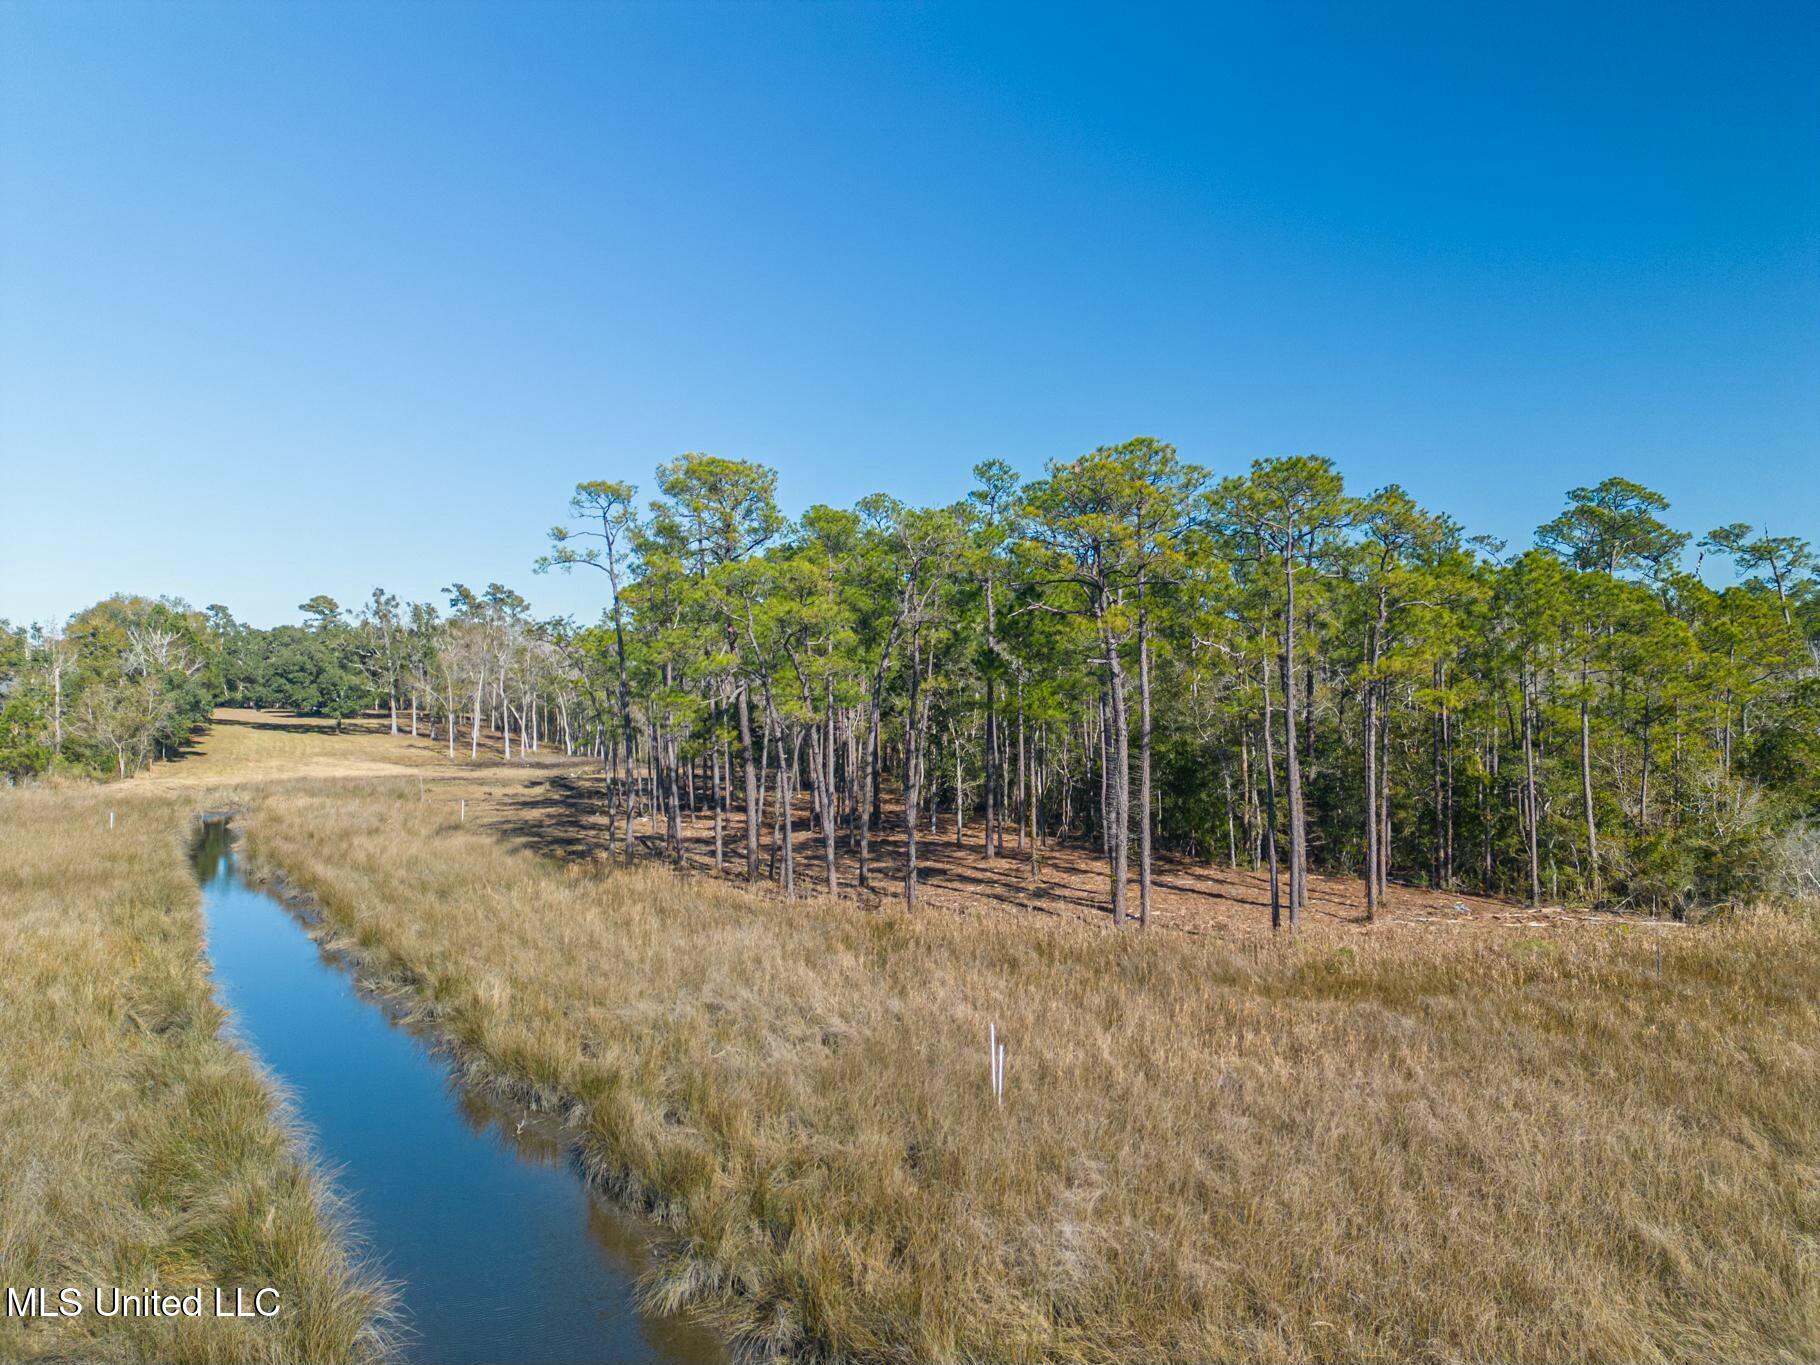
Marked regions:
[0,595,218,778]
[5,445,1816,918]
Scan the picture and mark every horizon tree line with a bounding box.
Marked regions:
[4,446,1816,920]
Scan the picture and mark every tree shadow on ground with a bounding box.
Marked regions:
[474,766,1522,936]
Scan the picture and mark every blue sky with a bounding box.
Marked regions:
[3,0,1816,627]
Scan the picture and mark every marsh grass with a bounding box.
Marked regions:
[0,784,392,1364]
[244,778,1820,1363]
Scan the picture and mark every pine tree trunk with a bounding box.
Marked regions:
[1433,660,1445,889]
[1281,545,1305,927]
[860,690,882,890]
[1017,694,1028,855]
[1378,697,1393,894]
[739,684,760,881]
[954,727,965,846]
[712,717,725,873]
[1261,655,1282,931]
[1137,600,1154,928]
[984,572,1000,858]
[1223,765,1237,868]
[903,636,926,909]
[1097,691,1110,858]
[821,687,838,893]
[779,747,795,899]
[1364,678,1379,918]
[1522,672,1542,905]
[1443,689,1454,888]
[666,725,683,863]
[1579,659,1599,901]
[990,677,1004,859]
[1364,592,1385,913]
[1105,635,1131,928]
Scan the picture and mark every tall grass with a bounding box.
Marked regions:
[245,778,1820,1363]
[0,784,391,1364]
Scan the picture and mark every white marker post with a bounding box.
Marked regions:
[988,1024,1006,1107]
[460,799,467,823]
[109,810,115,831]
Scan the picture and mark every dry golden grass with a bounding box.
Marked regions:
[141,707,543,785]
[0,783,391,1364]
[24,709,1810,1360]
[242,776,1820,1364]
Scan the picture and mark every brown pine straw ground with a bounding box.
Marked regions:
[500,773,1599,940]
[124,711,1820,1361]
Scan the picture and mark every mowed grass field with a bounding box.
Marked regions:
[11,709,1820,1363]
[0,783,390,1364]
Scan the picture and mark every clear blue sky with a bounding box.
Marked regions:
[3,1,1816,627]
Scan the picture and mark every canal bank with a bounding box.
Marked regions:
[194,817,722,1365]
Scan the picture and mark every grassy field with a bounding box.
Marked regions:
[0,782,390,1364]
[13,709,1820,1362]
[238,771,1820,1362]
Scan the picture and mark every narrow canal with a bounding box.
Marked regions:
[193,817,724,1365]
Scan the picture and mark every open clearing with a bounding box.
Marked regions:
[99,709,1820,1361]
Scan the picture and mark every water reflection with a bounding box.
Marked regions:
[193,818,724,1365]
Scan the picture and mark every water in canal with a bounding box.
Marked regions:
[193,817,724,1365]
